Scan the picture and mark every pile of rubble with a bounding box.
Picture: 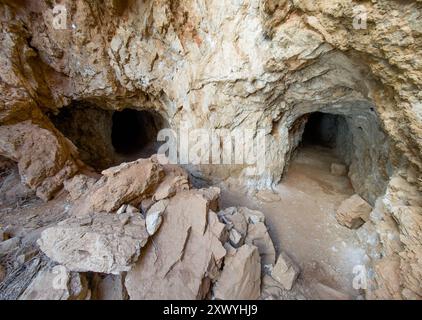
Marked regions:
[1,156,300,300]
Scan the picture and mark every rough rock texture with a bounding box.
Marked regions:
[125,189,227,300]
[363,172,422,300]
[91,274,128,300]
[69,157,164,216]
[63,174,97,202]
[145,199,168,236]
[245,222,276,268]
[271,252,300,291]
[19,266,89,300]
[336,194,372,229]
[0,0,421,300]
[37,212,149,274]
[0,121,79,201]
[213,244,261,300]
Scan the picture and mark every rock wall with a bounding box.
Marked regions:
[0,0,421,299]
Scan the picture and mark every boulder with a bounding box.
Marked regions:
[271,252,300,290]
[125,189,226,300]
[69,157,164,216]
[0,121,79,201]
[64,174,97,202]
[331,163,348,176]
[245,222,276,267]
[19,266,89,300]
[336,194,372,229]
[37,212,149,274]
[213,244,261,300]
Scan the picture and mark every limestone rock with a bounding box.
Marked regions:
[0,121,79,201]
[145,199,168,236]
[125,190,226,300]
[336,194,372,229]
[195,187,221,212]
[213,245,261,300]
[229,229,243,248]
[245,222,276,268]
[271,252,300,291]
[37,213,149,274]
[218,207,248,248]
[19,266,89,300]
[0,237,20,254]
[239,207,266,224]
[331,163,348,176]
[69,158,164,216]
[153,173,189,201]
[64,174,97,202]
[92,274,128,300]
[0,0,421,301]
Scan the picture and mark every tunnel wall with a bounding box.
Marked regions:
[282,101,392,204]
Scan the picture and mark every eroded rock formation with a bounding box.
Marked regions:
[0,0,421,300]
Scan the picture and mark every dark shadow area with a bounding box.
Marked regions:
[111,109,165,157]
[288,111,353,168]
[49,103,167,171]
[302,112,339,148]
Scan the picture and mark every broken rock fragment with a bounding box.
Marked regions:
[271,252,300,291]
[145,199,168,235]
[38,212,149,274]
[125,189,226,300]
[219,207,248,248]
[213,244,261,300]
[336,194,372,229]
[245,222,276,268]
[239,207,266,224]
[64,174,97,202]
[19,266,89,300]
[70,157,164,216]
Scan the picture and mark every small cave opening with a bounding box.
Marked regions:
[111,109,165,160]
[286,107,390,204]
[49,103,167,171]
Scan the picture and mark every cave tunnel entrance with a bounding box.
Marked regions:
[286,111,353,178]
[111,109,165,159]
[49,104,167,171]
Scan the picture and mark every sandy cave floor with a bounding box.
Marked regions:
[0,145,368,300]
[220,145,367,300]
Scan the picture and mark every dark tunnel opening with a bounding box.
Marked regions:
[111,109,165,158]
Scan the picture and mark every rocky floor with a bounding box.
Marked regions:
[220,145,367,299]
[0,146,369,300]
